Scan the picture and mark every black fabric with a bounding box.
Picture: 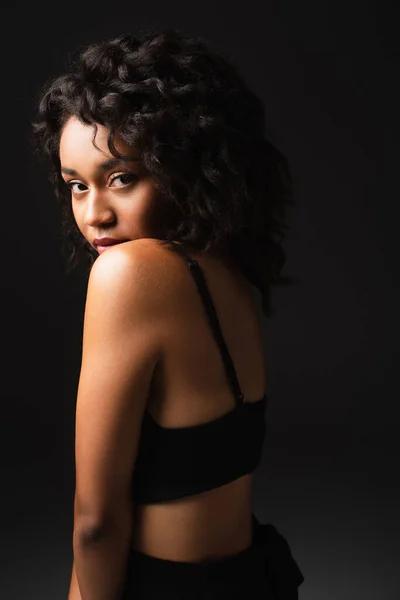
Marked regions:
[132,241,267,504]
[122,513,305,599]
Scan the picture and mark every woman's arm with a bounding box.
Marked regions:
[72,521,132,600]
[70,242,163,599]
[68,561,82,600]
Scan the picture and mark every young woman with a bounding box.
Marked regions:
[32,27,304,600]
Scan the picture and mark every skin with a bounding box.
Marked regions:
[60,115,264,599]
[59,115,166,250]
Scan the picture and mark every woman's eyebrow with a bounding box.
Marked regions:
[61,157,139,176]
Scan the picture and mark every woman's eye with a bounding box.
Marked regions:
[67,182,87,194]
[64,173,136,194]
[110,173,137,187]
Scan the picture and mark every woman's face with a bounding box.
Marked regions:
[59,116,164,253]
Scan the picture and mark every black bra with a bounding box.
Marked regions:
[132,241,267,504]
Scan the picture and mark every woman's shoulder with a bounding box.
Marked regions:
[118,237,175,261]
[113,237,187,299]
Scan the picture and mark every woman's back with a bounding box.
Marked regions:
[131,239,267,562]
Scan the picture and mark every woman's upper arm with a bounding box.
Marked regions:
[73,241,164,532]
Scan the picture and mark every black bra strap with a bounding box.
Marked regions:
[169,241,244,407]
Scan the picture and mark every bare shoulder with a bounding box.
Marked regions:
[88,238,180,308]
[118,237,175,263]
[90,238,172,275]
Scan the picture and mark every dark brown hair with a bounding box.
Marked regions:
[31,27,297,317]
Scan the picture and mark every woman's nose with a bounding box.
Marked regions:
[83,190,116,226]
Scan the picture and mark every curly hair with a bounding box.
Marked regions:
[31,27,297,317]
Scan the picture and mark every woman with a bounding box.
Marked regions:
[32,27,304,600]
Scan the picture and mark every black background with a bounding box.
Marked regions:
[2,1,399,598]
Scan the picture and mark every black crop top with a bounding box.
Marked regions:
[131,241,268,504]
